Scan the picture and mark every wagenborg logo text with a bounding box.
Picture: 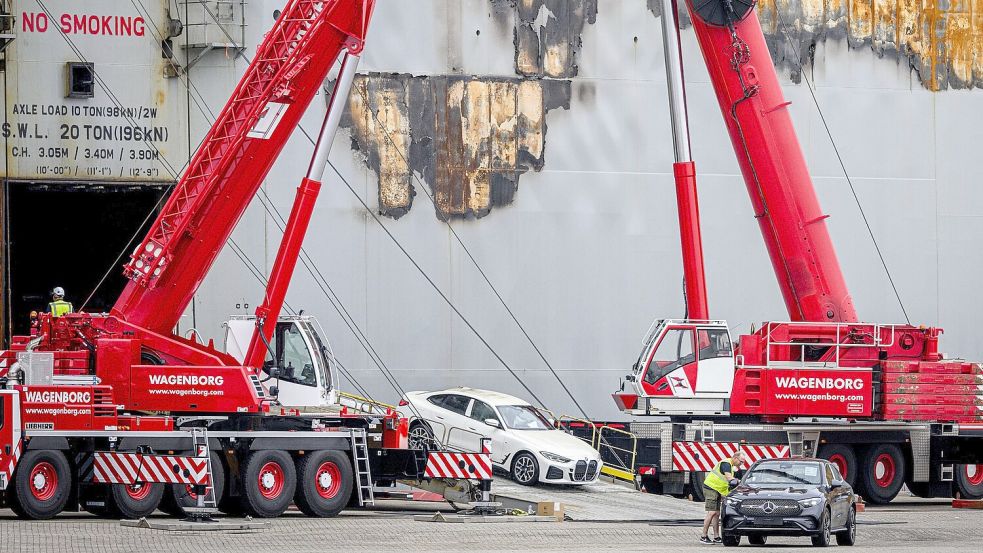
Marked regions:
[148,374,224,386]
[25,390,91,403]
[774,377,865,390]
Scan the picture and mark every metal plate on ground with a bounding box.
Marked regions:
[489,477,704,521]
[413,513,558,523]
[120,517,269,531]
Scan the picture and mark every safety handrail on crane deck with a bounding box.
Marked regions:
[545,410,599,448]
[762,321,898,369]
[543,410,639,484]
[336,391,395,416]
[596,424,638,483]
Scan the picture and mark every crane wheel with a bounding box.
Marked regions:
[294,450,353,517]
[108,481,164,519]
[240,450,297,518]
[857,444,905,504]
[817,444,858,488]
[10,450,73,520]
[170,451,226,515]
[689,471,707,502]
[954,464,983,500]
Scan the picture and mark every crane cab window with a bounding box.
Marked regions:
[644,328,694,384]
[265,323,317,387]
[697,328,733,360]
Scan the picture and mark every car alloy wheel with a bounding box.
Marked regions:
[836,507,857,546]
[512,453,538,485]
[812,508,831,547]
[408,424,435,450]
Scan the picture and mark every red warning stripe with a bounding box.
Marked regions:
[671,442,790,472]
[424,452,492,480]
[0,439,22,490]
[92,452,209,485]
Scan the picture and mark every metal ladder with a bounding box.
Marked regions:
[187,428,218,517]
[350,429,374,506]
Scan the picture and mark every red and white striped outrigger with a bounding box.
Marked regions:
[92,451,210,486]
[672,441,790,472]
[424,452,493,480]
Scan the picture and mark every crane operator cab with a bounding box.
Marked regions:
[224,315,338,408]
[618,319,736,416]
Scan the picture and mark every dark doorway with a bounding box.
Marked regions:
[6,182,168,336]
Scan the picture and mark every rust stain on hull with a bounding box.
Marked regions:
[754,0,983,90]
[341,74,571,219]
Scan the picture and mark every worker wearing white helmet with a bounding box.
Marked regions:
[48,286,73,317]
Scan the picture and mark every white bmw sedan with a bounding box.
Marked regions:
[398,387,603,485]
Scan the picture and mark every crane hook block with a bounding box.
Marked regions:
[690,0,756,27]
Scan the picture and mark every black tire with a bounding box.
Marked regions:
[11,450,72,520]
[218,493,247,516]
[811,508,832,547]
[108,481,165,519]
[170,451,226,515]
[157,490,184,517]
[511,452,539,486]
[905,481,934,498]
[689,472,706,502]
[818,444,858,487]
[640,475,662,494]
[408,422,436,450]
[748,534,767,545]
[954,464,983,500]
[857,444,905,504]
[241,450,297,518]
[722,533,740,547]
[294,450,353,517]
[836,506,857,546]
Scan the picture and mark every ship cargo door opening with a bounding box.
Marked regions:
[5,182,168,336]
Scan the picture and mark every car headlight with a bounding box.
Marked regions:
[540,451,572,463]
[798,498,822,508]
[724,497,742,507]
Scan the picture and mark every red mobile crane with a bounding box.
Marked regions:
[0,0,489,521]
[603,0,983,505]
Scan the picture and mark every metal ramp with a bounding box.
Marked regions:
[488,477,703,521]
[350,429,375,507]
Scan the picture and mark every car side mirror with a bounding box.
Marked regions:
[830,479,846,489]
[484,418,501,428]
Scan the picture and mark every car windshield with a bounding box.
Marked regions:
[497,405,552,430]
[744,461,823,486]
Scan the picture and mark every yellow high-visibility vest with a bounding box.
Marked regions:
[703,458,736,496]
[48,300,74,317]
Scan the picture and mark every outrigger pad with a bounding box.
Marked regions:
[120,517,270,532]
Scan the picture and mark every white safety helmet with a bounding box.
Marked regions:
[53,286,65,297]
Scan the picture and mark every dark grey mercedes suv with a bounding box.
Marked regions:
[721,458,857,547]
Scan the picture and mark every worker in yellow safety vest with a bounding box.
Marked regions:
[699,450,745,544]
[48,286,74,317]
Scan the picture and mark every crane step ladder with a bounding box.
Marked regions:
[182,427,218,522]
[351,429,375,506]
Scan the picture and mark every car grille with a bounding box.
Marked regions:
[586,460,598,480]
[573,460,587,481]
[737,499,802,517]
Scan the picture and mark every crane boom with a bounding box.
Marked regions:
[114,0,375,333]
[684,0,857,323]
